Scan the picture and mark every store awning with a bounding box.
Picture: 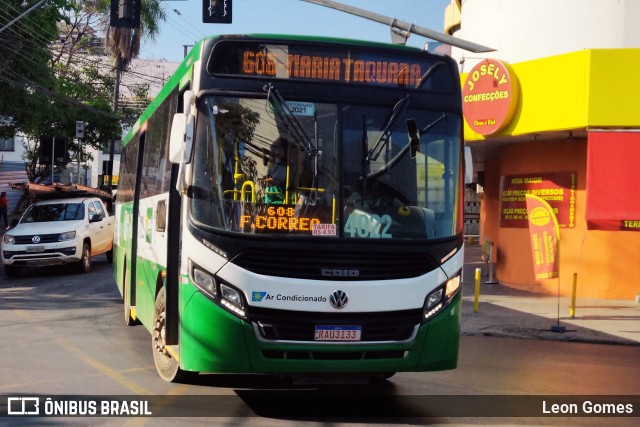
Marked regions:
[586,131,640,231]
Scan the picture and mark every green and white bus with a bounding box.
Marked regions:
[114,34,465,382]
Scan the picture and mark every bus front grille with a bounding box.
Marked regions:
[250,307,421,342]
[232,248,438,280]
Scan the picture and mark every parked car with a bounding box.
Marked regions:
[1,197,114,277]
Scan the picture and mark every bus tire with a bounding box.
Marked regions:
[152,288,197,383]
[370,372,396,382]
[106,248,114,264]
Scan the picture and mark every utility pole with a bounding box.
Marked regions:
[106,66,121,191]
[76,121,85,185]
[300,0,494,53]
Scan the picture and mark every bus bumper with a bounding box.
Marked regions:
[179,291,460,374]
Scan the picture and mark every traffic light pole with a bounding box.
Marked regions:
[300,0,494,53]
[107,66,121,191]
[77,138,81,184]
[51,137,55,184]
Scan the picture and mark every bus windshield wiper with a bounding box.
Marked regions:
[264,83,318,157]
[365,61,447,164]
[264,83,322,208]
[366,113,446,181]
[416,61,447,90]
[367,94,410,163]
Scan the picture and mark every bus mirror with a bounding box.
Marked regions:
[406,119,420,159]
[169,113,186,163]
[464,146,473,184]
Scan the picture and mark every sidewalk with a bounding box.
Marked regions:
[461,243,640,345]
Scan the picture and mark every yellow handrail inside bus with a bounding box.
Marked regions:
[241,180,256,202]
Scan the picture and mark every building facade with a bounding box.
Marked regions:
[445,0,640,300]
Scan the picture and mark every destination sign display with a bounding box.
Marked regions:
[239,205,323,234]
[208,41,455,91]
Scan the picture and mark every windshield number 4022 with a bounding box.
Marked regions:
[344,214,392,238]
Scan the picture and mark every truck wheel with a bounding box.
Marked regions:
[152,288,197,383]
[77,242,91,273]
[4,265,20,278]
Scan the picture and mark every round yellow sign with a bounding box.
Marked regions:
[529,207,550,226]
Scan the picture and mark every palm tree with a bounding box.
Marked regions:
[103,0,167,189]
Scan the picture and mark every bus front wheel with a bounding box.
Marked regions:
[152,288,197,383]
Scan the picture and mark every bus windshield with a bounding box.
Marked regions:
[190,95,462,240]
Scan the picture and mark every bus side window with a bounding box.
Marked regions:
[156,200,167,232]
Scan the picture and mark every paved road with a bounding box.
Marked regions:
[1,257,639,425]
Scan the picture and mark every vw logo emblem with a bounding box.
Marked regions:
[329,290,348,309]
[32,235,41,244]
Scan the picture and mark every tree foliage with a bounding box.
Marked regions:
[0,0,167,182]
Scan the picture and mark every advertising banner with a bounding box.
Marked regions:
[525,194,560,280]
[500,172,576,228]
[586,131,640,231]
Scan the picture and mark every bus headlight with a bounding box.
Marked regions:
[445,275,461,299]
[189,260,246,318]
[425,288,443,311]
[422,273,461,321]
[220,283,245,317]
[191,262,217,296]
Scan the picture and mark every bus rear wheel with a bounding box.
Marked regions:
[152,288,197,383]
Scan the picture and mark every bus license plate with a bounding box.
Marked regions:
[27,245,45,253]
[314,325,362,341]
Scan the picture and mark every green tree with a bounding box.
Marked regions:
[0,0,63,140]
[1,1,166,183]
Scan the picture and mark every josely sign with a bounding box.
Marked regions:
[500,172,577,228]
[462,59,519,135]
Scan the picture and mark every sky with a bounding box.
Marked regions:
[140,0,452,62]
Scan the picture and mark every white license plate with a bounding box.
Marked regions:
[27,245,45,253]
[314,325,362,341]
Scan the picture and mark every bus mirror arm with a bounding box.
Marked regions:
[184,114,195,165]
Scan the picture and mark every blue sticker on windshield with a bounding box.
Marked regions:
[286,101,315,116]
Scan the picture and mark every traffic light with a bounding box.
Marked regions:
[110,0,141,28]
[203,0,233,24]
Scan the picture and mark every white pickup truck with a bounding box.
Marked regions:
[1,197,114,277]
